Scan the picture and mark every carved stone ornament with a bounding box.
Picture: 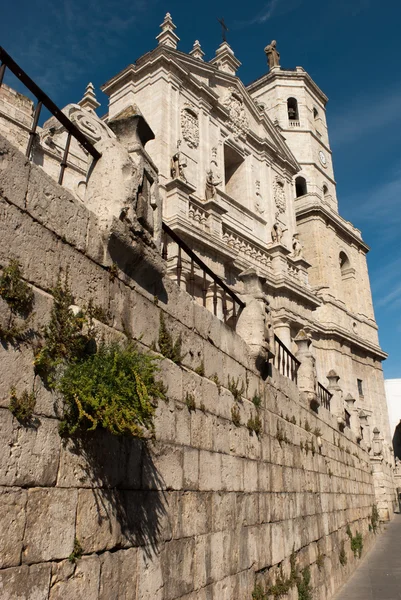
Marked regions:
[68,105,115,144]
[222,87,249,139]
[273,176,286,214]
[181,105,199,149]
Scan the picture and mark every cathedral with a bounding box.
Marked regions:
[101,14,392,457]
[0,13,396,511]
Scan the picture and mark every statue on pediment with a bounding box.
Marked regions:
[205,169,221,200]
[265,40,280,69]
[271,222,283,244]
[292,234,303,258]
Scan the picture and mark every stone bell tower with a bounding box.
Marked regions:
[247,51,338,212]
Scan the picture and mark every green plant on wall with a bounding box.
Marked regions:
[9,387,36,424]
[68,537,83,563]
[228,375,245,402]
[0,259,34,342]
[33,272,94,387]
[58,341,165,437]
[157,311,184,364]
[371,504,379,533]
[346,525,363,558]
[247,414,262,437]
[231,404,241,427]
[339,541,347,566]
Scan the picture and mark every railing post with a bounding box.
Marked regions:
[0,62,6,87]
[294,330,319,409]
[58,132,72,185]
[26,100,42,159]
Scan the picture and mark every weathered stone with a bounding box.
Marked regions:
[0,487,27,568]
[76,488,122,553]
[49,556,100,600]
[98,548,138,599]
[161,538,195,600]
[23,488,77,563]
[0,411,60,487]
[0,134,30,210]
[0,563,51,600]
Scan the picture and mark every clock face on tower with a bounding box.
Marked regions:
[319,150,327,167]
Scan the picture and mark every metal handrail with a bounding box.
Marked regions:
[161,221,245,326]
[317,381,332,411]
[273,334,300,383]
[0,47,101,184]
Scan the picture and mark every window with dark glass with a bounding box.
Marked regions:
[357,379,363,397]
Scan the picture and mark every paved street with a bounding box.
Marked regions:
[333,513,401,600]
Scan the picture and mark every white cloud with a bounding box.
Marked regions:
[234,0,303,28]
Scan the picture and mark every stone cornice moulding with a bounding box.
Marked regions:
[246,67,328,107]
[295,199,368,252]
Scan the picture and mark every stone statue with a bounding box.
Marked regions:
[205,169,221,200]
[271,222,283,244]
[292,234,302,258]
[264,40,280,69]
[170,141,187,181]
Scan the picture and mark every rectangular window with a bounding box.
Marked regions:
[357,379,363,397]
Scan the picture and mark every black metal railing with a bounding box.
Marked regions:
[317,382,332,411]
[161,222,245,326]
[273,334,300,383]
[345,409,351,429]
[0,47,101,184]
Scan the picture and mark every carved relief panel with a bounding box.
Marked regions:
[181,105,199,149]
[222,87,249,139]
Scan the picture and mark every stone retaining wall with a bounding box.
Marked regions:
[0,134,380,599]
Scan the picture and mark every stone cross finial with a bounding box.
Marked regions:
[156,12,180,49]
[78,82,100,111]
[189,40,205,61]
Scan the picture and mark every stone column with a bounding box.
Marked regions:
[344,394,359,437]
[294,330,318,409]
[326,370,345,427]
[236,269,272,365]
[274,317,292,349]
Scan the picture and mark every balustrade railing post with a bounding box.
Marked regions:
[189,259,195,297]
[0,62,6,87]
[58,132,72,185]
[26,100,42,159]
[202,271,207,307]
[177,245,182,286]
[213,281,217,316]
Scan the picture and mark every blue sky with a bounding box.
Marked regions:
[1,0,400,377]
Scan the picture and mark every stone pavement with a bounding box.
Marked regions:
[333,513,401,600]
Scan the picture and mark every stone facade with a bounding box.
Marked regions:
[0,132,388,599]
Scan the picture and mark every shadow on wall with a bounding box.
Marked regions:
[393,422,401,461]
[65,431,167,557]
[107,227,168,303]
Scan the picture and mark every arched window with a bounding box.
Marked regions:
[287,98,299,121]
[323,184,329,197]
[295,176,307,198]
[339,251,350,274]
[313,107,319,119]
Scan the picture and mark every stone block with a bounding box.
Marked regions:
[136,545,164,600]
[154,400,176,444]
[183,447,199,489]
[0,344,36,410]
[175,492,211,538]
[199,450,222,491]
[23,488,77,563]
[49,556,100,600]
[0,563,51,600]
[76,488,122,553]
[235,492,259,527]
[0,487,27,568]
[271,521,286,565]
[175,403,191,446]
[26,164,89,251]
[160,277,195,331]
[98,548,138,600]
[146,442,183,490]
[212,492,236,532]
[190,409,214,450]
[161,537,195,599]
[221,454,243,491]
[157,359,183,403]
[0,410,60,487]
[0,133,30,210]
[193,533,211,589]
